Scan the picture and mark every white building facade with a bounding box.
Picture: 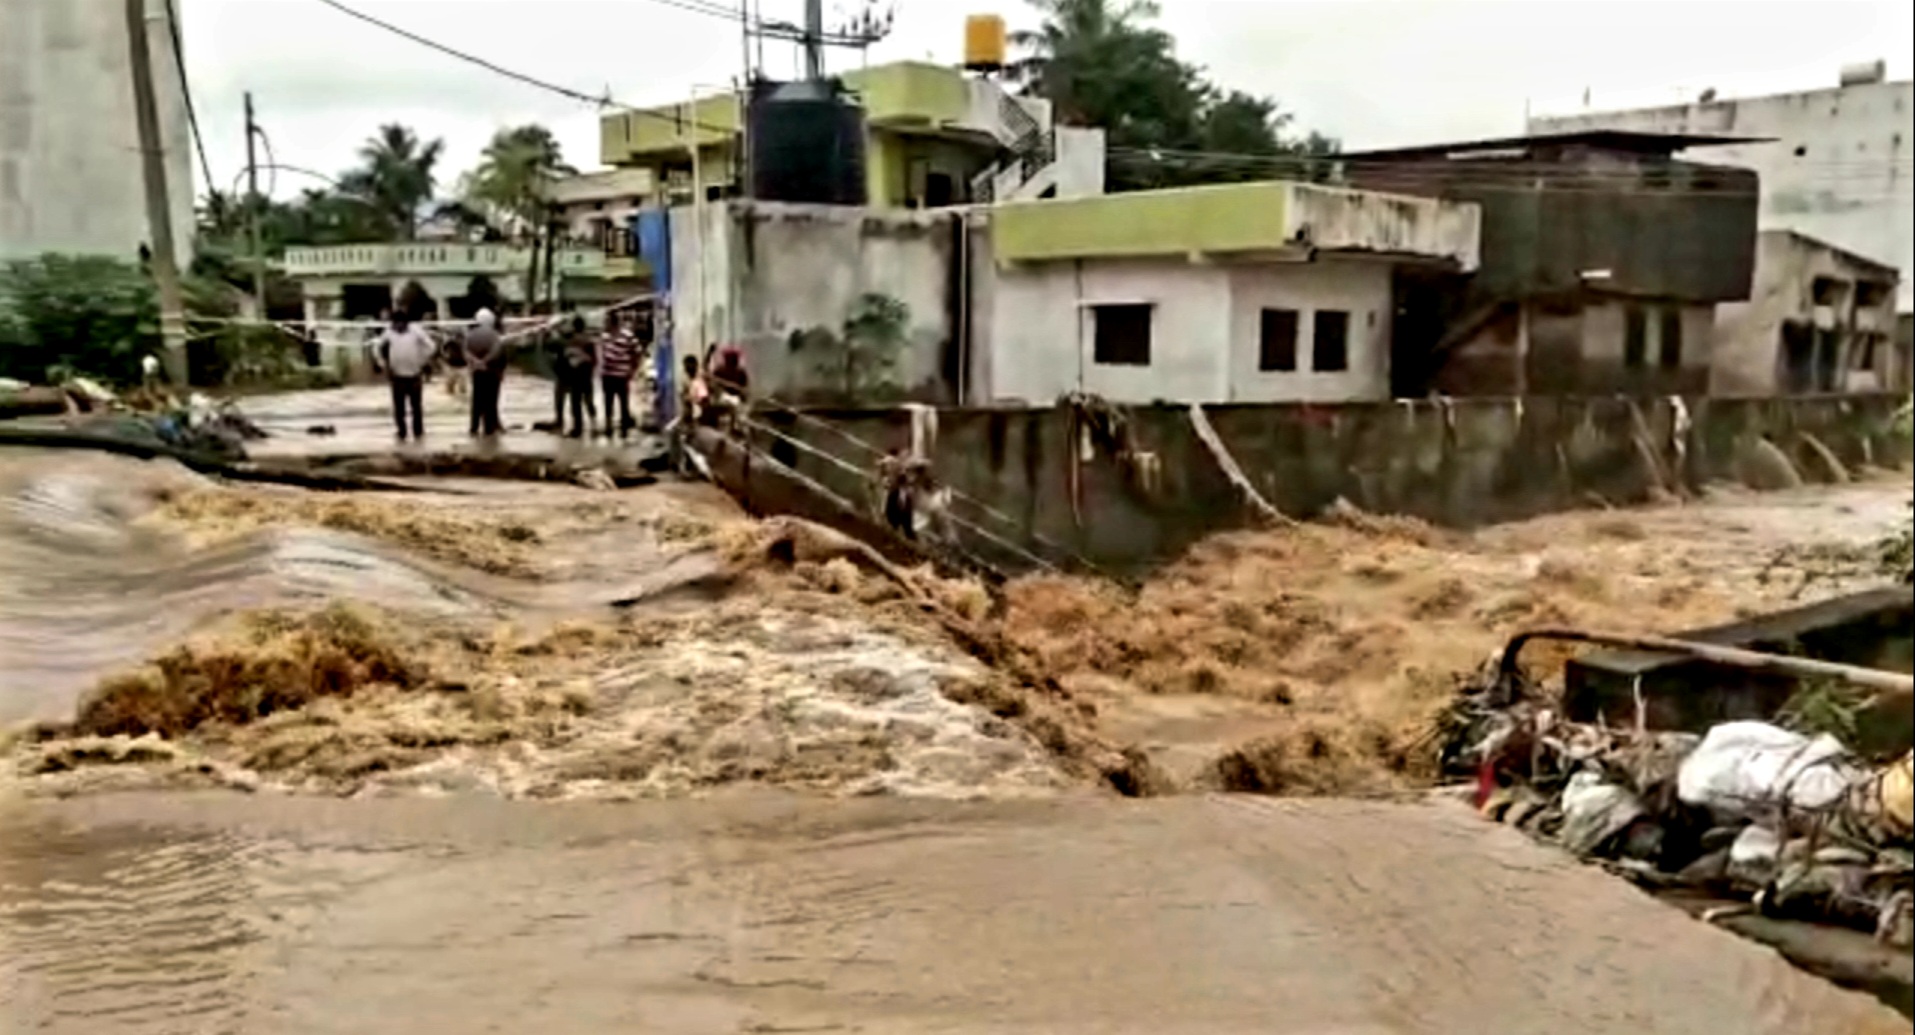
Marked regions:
[1530,66,1915,316]
[974,182,1481,406]
[0,0,194,269]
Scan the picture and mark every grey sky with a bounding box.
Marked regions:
[178,0,1915,203]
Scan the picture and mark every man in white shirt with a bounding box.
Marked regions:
[370,311,438,441]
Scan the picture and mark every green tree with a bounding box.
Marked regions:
[346,123,445,239]
[461,125,576,308]
[1010,0,1337,190]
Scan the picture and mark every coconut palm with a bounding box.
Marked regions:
[346,123,445,239]
[462,125,576,309]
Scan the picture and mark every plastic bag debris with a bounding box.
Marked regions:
[1560,770,1646,857]
[1676,721,1859,822]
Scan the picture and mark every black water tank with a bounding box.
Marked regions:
[747,78,868,206]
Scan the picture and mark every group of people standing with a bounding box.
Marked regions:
[365,304,747,447]
[546,309,647,439]
[366,307,511,441]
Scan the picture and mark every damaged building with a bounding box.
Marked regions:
[661,182,1482,406]
[1335,130,1762,397]
[1713,230,1906,395]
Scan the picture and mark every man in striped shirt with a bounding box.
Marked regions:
[596,310,641,439]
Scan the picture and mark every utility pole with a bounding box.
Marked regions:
[803,0,824,80]
[244,92,266,316]
[124,0,188,383]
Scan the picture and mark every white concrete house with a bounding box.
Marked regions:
[971,182,1482,405]
[1530,63,1914,320]
[662,185,1480,407]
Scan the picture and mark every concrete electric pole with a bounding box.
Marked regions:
[123,0,189,383]
[244,91,267,315]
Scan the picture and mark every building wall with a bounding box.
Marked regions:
[1530,78,1915,312]
[984,256,1392,406]
[1226,262,1391,402]
[758,393,1912,575]
[1712,230,1905,396]
[673,201,958,402]
[1345,152,1756,304]
[0,0,194,268]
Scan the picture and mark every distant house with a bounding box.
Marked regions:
[598,60,1105,209]
[1529,64,1914,322]
[281,241,645,333]
[1713,230,1905,395]
[1336,130,1764,397]
[547,168,655,256]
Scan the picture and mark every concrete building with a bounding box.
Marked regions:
[548,167,656,254]
[1712,230,1904,395]
[599,61,1104,209]
[1337,131,1762,397]
[1529,64,1915,319]
[283,241,645,325]
[977,182,1480,405]
[664,183,1480,406]
[0,0,194,269]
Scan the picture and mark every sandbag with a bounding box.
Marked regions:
[1676,721,1858,822]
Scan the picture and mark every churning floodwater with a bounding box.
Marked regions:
[0,447,1909,1033]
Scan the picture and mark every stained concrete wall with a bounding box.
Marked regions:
[754,392,1912,574]
[1712,229,1905,396]
[0,0,194,269]
[672,201,956,403]
[1532,77,1915,313]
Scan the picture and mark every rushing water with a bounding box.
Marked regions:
[0,448,1909,1033]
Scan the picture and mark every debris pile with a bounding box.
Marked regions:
[1441,661,1914,947]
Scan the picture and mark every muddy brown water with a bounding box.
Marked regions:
[3,791,1908,1035]
[1,447,1911,1032]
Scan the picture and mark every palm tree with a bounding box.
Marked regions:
[463,125,576,240]
[348,123,445,239]
[462,125,576,309]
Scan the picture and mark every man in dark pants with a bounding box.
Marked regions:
[370,311,437,441]
[462,308,507,437]
[596,310,639,438]
[561,315,598,438]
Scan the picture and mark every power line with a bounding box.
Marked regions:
[160,0,215,197]
[311,0,886,138]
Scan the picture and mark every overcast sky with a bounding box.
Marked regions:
[177,0,1915,202]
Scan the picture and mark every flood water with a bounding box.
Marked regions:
[6,791,1908,1035]
[1,446,1910,1033]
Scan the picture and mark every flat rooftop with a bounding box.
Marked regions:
[1341,129,1773,162]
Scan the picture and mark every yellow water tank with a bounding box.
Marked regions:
[964,14,1007,71]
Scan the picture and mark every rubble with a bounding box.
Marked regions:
[1439,641,1915,950]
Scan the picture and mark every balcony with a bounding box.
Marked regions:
[283,243,636,279]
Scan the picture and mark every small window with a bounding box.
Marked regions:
[1312,310,1349,372]
[1659,308,1683,369]
[1091,304,1153,366]
[1856,281,1890,307]
[1624,305,1648,368]
[1258,308,1299,371]
[1811,276,1842,305]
